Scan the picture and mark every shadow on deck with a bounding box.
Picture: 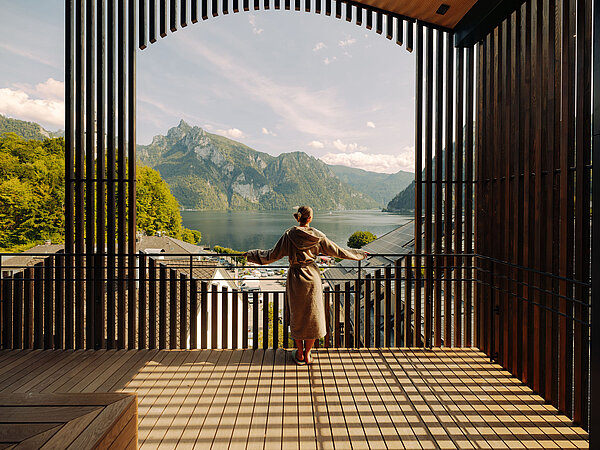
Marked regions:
[0,348,589,449]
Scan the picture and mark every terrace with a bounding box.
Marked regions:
[0,0,597,447]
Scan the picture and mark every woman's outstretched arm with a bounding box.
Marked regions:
[319,237,368,260]
[245,233,288,265]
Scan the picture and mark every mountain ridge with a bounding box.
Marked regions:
[138,120,380,211]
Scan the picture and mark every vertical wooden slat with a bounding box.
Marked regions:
[159,264,167,349]
[374,270,382,347]
[242,291,249,348]
[394,259,402,347]
[313,0,318,13]
[354,276,361,348]
[232,289,238,349]
[365,8,372,29]
[558,0,574,417]
[148,257,157,349]
[434,29,443,348]
[128,0,137,353]
[334,0,340,18]
[65,0,75,354]
[203,0,209,18]
[286,0,291,12]
[386,14,393,40]
[252,291,259,349]
[221,285,228,349]
[454,46,464,348]
[150,0,158,39]
[105,0,116,351]
[170,268,178,349]
[182,0,189,23]
[404,256,412,347]
[510,8,522,373]
[324,287,330,348]
[140,0,147,48]
[85,0,96,351]
[334,284,341,347]
[273,292,279,349]
[33,263,43,349]
[396,18,403,46]
[180,273,188,349]
[573,0,591,426]
[384,266,392,347]
[96,0,106,350]
[75,0,85,351]
[44,256,54,349]
[170,0,178,28]
[138,253,147,349]
[283,292,288,348]
[424,26,433,348]
[117,0,126,350]
[211,283,218,348]
[23,268,33,349]
[364,275,371,348]
[160,0,168,34]
[55,252,64,349]
[443,32,454,348]
[2,275,13,349]
[376,12,382,34]
[263,292,269,349]
[201,281,208,349]
[190,277,198,349]
[12,272,23,349]
[464,45,474,348]
[191,0,199,20]
[344,2,350,21]
[344,281,351,347]
[406,20,414,52]
[414,23,423,347]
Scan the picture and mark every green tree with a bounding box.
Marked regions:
[347,231,376,249]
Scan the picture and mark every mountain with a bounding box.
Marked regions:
[385,180,417,211]
[0,114,63,141]
[328,165,413,206]
[137,121,379,211]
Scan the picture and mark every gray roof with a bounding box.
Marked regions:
[1,244,64,273]
[137,235,209,255]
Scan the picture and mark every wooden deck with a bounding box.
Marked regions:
[0,348,588,449]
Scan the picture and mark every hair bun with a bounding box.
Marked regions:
[293,212,300,220]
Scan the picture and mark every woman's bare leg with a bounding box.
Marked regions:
[303,339,316,364]
[294,339,305,361]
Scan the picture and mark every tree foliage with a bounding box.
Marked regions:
[213,245,246,265]
[347,231,376,249]
[0,133,201,251]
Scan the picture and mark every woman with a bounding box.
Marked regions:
[244,206,367,365]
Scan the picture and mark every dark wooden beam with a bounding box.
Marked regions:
[454,0,526,48]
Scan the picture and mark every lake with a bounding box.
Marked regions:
[181,209,413,251]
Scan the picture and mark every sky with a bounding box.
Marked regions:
[0,0,416,173]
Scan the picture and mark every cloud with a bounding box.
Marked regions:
[366,121,376,128]
[339,38,357,47]
[0,43,61,69]
[331,139,366,152]
[0,79,65,128]
[181,38,349,137]
[313,42,326,52]
[216,128,245,139]
[308,140,325,149]
[248,15,264,35]
[323,57,336,65]
[320,147,415,173]
[261,127,276,136]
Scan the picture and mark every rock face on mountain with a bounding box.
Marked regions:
[137,121,379,211]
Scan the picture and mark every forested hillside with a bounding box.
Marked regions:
[0,133,200,252]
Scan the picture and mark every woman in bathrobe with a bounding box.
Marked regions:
[244,206,367,365]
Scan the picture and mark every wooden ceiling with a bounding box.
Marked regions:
[353,0,479,29]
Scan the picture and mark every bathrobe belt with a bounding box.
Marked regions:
[289,261,317,268]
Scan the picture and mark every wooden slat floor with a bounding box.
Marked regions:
[0,348,589,449]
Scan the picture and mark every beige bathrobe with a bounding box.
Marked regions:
[246,226,367,340]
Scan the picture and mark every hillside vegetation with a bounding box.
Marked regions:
[0,133,200,252]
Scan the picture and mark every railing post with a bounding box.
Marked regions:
[324,286,330,348]
[263,291,269,349]
[222,285,229,349]
[374,269,382,347]
[344,281,352,348]
[180,273,189,349]
[490,259,495,363]
[190,277,198,349]
[355,260,361,348]
[404,256,412,348]
[138,251,147,349]
[212,283,218,349]
[2,273,13,349]
[364,274,371,348]
[273,292,279,350]
[243,291,249,349]
[170,268,178,349]
[334,284,341,348]
[252,291,259,350]
[384,265,392,347]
